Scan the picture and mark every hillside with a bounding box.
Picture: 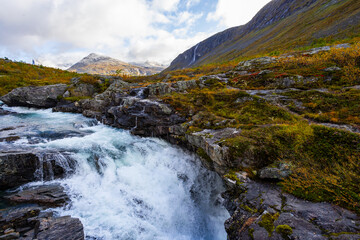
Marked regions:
[68,53,165,76]
[166,0,360,71]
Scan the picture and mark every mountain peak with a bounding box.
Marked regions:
[68,53,165,76]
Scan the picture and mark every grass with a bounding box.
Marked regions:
[0,58,101,96]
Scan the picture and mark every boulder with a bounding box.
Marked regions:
[0,84,68,108]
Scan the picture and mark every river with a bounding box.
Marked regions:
[0,103,229,240]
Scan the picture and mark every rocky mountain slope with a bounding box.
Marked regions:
[68,53,165,76]
[166,0,360,71]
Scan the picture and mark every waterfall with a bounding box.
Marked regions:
[0,104,229,240]
[189,44,199,66]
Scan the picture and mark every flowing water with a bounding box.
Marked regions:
[0,103,229,240]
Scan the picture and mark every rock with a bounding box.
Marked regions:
[53,102,82,113]
[223,180,360,240]
[0,232,20,239]
[303,46,331,55]
[147,82,172,96]
[0,84,68,108]
[0,207,84,240]
[108,98,185,137]
[171,80,198,92]
[36,216,84,240]
[67,83,95,98]
[0,151,75,190]
[0,136,20,143]
[236,57,277,71]
[259,163,292,180]
[334,43,351,49]
[0,109,11,116]
[199,74,229,85]
[0,152,39,190]
[324,66,342,71]
[4,184,69,207]
[186,128,241,173]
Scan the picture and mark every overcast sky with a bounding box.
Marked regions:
[0,0,271,68]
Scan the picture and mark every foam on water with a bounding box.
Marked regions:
[0,105,229,240]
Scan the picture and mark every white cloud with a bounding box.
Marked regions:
[2,0,271,68]
[207,0,271,28]
[151,0,180,12]
[0,0,212,68]
[186,0,201,8]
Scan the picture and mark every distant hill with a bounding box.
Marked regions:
[166,0,360,71]
[68,53,165,76]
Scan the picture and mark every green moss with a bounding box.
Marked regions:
[275,225,293,238]
[64,96,91,102]
[248,228,255,240]
[258,212,280,236]
[224,171,244,186]
[196,148,212,164]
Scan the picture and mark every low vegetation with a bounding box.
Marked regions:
[0,58,100,96]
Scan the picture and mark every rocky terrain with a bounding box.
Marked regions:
[1,42,359,239]
[68,53,165,76]
[166,0,360,71]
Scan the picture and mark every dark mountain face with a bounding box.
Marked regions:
[166,0,360,71]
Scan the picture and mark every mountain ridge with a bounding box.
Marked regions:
[166,0,360,71]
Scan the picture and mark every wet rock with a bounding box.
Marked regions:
[53,102,82,113]
[0,136,20,143]
[259,163,292,180]
[0,207,84,240]
[0,109,12,116]
[223,179,360,240]
[109,99,185,137]
[0,152,39,190]
[0,84,68,108]
[4,184,69,207]
[36,215,84,240]
[0,151,75,190]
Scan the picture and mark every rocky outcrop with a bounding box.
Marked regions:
[0,151,75,190]
[0,84,68,108]
[0,206,84,240]
[4,184,69,207]
[223,176,360,240]
[108,98,186,137]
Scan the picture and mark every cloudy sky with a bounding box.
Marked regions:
[0,0,271,68]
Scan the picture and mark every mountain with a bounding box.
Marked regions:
[129,61,167,71]
[68,53,165,76]
[166,0,360,71]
